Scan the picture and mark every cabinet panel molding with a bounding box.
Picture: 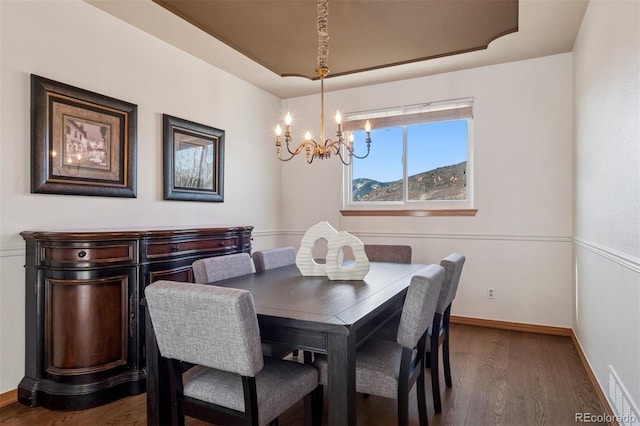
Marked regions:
[45,275,129,375]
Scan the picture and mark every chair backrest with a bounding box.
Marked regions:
[252,247,296,272]
[145,280,264,376]
[396,264,445,349]
[192,252,253,284]
[364,244,412,264]
[436,253,466,314]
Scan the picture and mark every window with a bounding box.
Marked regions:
[342,98,474,214]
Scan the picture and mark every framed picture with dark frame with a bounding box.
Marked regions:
[30,74,137,197]
[163,114,224,202]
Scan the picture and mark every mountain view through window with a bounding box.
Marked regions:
[350,119,468,203]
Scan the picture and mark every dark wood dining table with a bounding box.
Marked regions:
[145,261,433,426]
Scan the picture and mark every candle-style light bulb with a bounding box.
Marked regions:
[349,133,354,143]
[285,113,292,126]
[305,131,312,141]
[365,120,371,132]
[275,125,282,136]
[335,111,342,124]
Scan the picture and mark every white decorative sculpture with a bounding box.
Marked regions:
[325,231,370,280]
[296,222,370,280]
[296,221,339,276]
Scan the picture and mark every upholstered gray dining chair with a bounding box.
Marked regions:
[192,253,294,360]
[428,253,465,413]
[252,246,296,272]
[364,244,412,264]
[313,264,445,426]
[358,244,413,347]
[192,252,253,284]
[145,281,319,426]
[252,246,305,361]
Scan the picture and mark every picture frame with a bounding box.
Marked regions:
[163,114,224,202]
[30,74,137,197]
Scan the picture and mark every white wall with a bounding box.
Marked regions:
[280,54,575,329]
[0,0,282,393]
[573,0,640,415]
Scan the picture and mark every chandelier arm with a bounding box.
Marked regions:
[279,142,306,161]
[348,145,371,159]
[334,145,353,166]
[276,151,298,162]
[278,138,319,161]
[284,141,300,156]
[277,143,302,161]
[331,139,371,160]
[285,139,317,157]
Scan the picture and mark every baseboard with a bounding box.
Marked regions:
[0,389,17,409]
[571,332,617,425]
[450,315,572,336]
[450,315,616,423]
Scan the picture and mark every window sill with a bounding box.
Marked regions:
[340,209,478,217]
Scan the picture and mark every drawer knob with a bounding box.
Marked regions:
[171,245,179,252]
[218,241,226,247]
[78,250,87,258]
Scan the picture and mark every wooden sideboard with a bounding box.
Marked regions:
[18,226,253,410]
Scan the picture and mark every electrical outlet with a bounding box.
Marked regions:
[487,287,495,299]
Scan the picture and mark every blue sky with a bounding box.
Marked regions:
[351,119,468,182]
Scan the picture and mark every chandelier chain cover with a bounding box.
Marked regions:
[317,0,329,70]
[274,0,372,165]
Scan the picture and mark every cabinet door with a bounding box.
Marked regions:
[42,267,136,379]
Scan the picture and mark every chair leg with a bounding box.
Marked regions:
[167,359,186,426]
[312,385,323,426]
[397,385,409,426]
[417,369,429,426]
[443,333,452,388]
[293,349,299,358]
[304,388,317,426]
[430,344,442,413]
[443,306,453,388]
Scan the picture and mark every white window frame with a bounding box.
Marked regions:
[342,98,474,212]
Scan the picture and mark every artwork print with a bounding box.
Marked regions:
[31,74,137,197]
[163,114,224,202]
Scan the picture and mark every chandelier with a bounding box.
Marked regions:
[274,0,372,165]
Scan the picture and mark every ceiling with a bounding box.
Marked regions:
[150,0,519,80]
[86,0,589,99]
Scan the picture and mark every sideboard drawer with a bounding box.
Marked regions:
[144,236,237,260]
[40,242,136,266]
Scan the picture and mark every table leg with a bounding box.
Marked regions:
[327,331,356,425]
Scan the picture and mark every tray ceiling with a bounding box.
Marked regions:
[152,0,519,80]
[86,0,589,98]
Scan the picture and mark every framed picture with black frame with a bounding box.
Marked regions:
[162,114,224,202]
[30,74,137,197]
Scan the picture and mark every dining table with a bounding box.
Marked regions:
[144,261,434,426]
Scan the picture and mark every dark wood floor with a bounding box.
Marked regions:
[0,324,607,425]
